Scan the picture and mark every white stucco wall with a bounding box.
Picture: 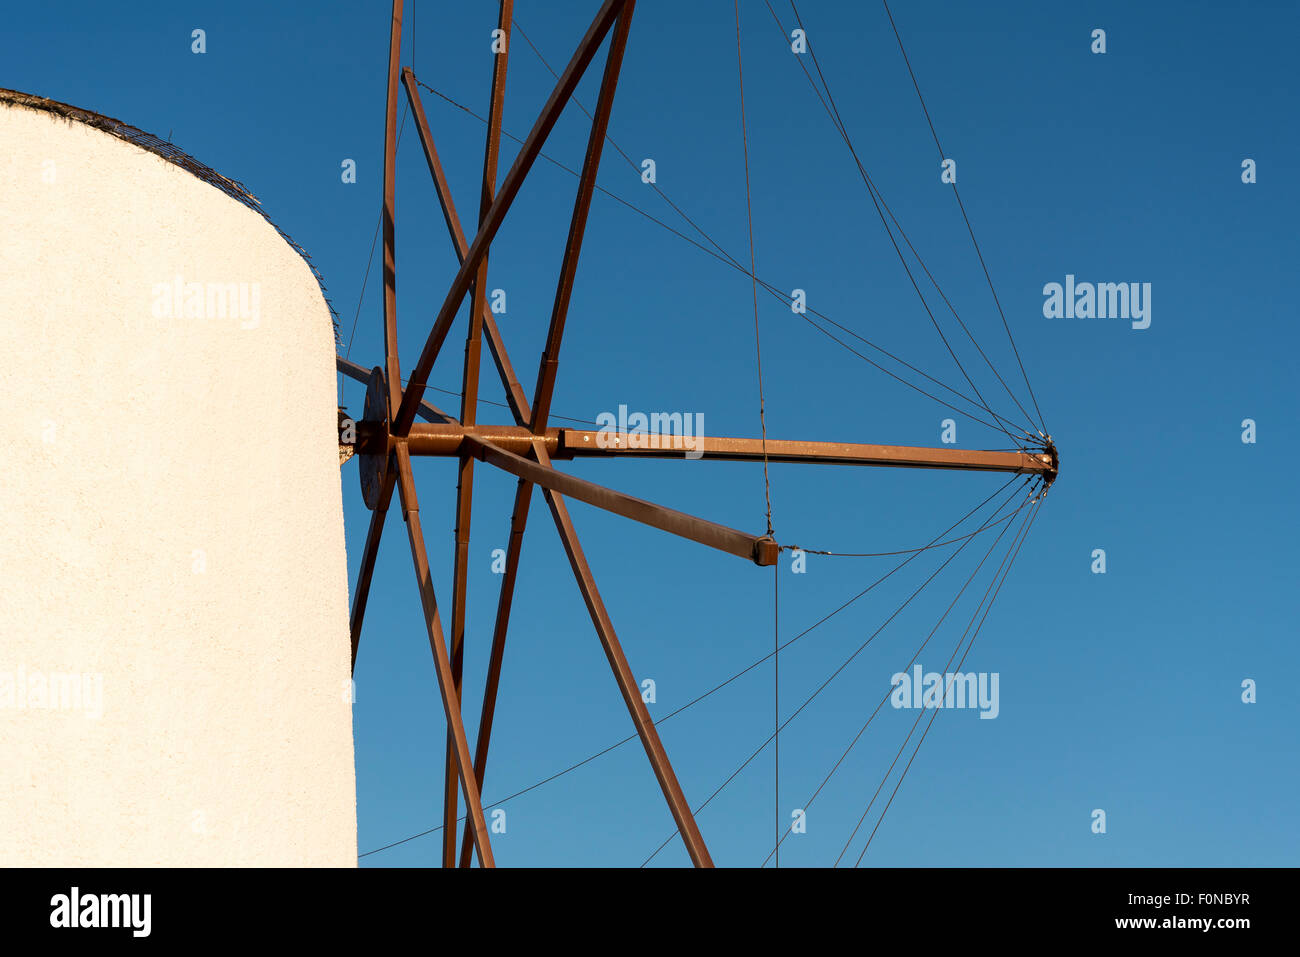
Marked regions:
[0,100,356,865]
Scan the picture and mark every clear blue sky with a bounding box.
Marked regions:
[7,0,1296,867]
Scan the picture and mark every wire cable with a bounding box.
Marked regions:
[851,497,1042,865]
[413,76,1033,441]
[511,19,1031,443]
[639,480,1033,866]
[760,478,1035,866]
[447,18,1035,442]
[779,0,1034,446]
[359,473,1024,859]
[879,0,1047,436]
[735,0,775,540]
[828,489,1039,865]
[767,0,1040,444]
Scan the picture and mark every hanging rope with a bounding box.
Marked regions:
[773,560,780,867]
[734,0,778,868]
[734,0,774,539]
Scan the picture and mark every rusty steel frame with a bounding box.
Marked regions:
[343,0,1057,869]
[381,0,404,423]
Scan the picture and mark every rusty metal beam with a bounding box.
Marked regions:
[357,421,1055,479]
[463,435,779,566]
[468,3,514,386]
[393,444,496,868]
[441,0,515,870]
[391,0,631,437]
[532,442,713,867]
[381,0,404,421]
[349,459,396,674]
[530,4,634,433]
[442,454,472,868]
[559,430,1056,476]
[352,421,541,457]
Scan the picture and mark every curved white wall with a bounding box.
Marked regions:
[0,100,356,866]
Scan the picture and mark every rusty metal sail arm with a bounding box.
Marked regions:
[380,0,404,422]
[461,435,780,566]
[559,430,1058,479]
[358,422,1056,480]
[392,444,496,867]
[348,462,395,674]
[338,355,454,676]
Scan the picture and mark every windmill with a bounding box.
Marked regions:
[338,0,1058,868]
